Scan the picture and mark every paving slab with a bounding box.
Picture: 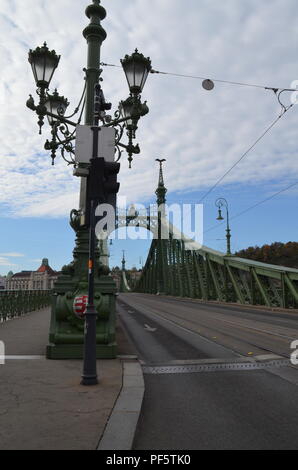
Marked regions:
[0,308,126,450]
[0,358,122,450]
[0,308,51,355]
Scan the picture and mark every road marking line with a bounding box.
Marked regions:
[2,355,45,360]
[144,324,157,332]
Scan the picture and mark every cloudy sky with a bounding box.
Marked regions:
[0,0,297,273]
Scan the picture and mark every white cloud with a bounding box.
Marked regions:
[0,0,298,218]
[0,251,25,271]
[0,252,24,257]
[0,257,18,267]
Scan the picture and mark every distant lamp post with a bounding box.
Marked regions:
[215,198,232,256]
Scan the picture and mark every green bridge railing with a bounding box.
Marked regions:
[0,290,52,322]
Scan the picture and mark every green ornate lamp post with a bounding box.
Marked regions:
[26,0,152,371]
[216,198,232,256]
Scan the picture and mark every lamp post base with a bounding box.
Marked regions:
[46,214,117,360]
[46,342,117,360]
[81,375,98,386]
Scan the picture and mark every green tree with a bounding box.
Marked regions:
[235,242,298,268]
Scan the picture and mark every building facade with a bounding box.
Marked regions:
[0,276,6,290]
[5,259,58,291]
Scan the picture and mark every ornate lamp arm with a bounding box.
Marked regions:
[26,95,77,128]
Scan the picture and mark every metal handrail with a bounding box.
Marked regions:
[0,290,52,323]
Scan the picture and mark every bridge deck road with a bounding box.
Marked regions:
[117,293,298,450]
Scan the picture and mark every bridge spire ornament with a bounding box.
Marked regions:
[155,158,167,206]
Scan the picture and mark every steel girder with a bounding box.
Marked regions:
[135,220,298,309]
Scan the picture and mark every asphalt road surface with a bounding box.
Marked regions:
[117,293,298,450]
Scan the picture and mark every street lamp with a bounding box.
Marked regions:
[121,49,152,96]
[119,97,135,130]
[43,89,70,165]
[28,42,60,90]
[44,89,69,125]
[26,18,150,168]
[117,50,151,168]
[215,198,232,256]
[118,95,149,168]
[26,0,152,385]
[27,42,61,135]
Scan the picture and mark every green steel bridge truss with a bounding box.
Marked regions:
[0,290,52,322]
[134,220,298,310]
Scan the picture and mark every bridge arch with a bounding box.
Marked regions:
[108,161,298,309]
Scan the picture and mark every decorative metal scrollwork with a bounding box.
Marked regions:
[69,209,82,232]
[44,120,76,165]
[114,113,125,162]
[27,75,148,168]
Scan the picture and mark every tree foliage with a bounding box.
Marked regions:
[235,242,298,268]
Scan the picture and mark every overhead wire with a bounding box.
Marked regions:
[101,62,297,226]
[198,103,294,203]
[100,62,297,92]
[101,61,296,201]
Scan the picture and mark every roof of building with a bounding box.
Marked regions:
[10,259,57,279]
[36,265,56,275]
[36,258,56,275]
[12,271,31,278]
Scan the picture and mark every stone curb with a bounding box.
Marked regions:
[97,360,144,450]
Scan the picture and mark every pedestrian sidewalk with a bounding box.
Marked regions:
[0,308,137,450]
